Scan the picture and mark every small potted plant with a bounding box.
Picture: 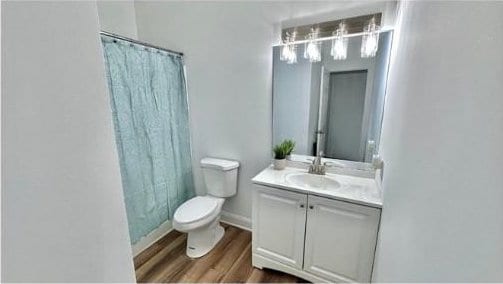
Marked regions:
[272,143,288,170]
[283,139,296,160]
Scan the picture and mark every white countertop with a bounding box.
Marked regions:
[252,165,383,208]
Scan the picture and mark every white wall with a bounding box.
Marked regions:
[374,1,503,282]
[1,1,136,282]
[97,0,138,39]
[134,1,398,225]
[135,2,275,226]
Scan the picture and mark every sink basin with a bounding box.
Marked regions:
[285,173,341,190]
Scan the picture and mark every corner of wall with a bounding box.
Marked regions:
[96,0,138,39]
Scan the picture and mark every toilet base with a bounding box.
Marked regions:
[186,218,225,258]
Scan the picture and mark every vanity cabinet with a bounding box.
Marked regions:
[304,195,381,282]
[252,186,307,269]
[252,184,381,283]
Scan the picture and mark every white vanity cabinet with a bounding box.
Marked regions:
[252,185,307,269]
[252,184,381,283]
[304,195,381,282]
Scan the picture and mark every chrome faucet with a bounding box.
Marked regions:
[308,151,326,175]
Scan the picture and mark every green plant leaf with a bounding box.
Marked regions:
[282,139,296,155]
[273,139,296,159]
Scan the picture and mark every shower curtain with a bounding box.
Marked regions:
[101,35,195,244]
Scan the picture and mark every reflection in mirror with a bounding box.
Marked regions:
[272,31,393,163]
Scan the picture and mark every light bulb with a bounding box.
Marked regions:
[331,23,348,60]
[361,17,380,58]
[280,45,289,61]
[280,32,298,64]
[286,44,297,64]
[280,35,290,61]
[304,28,321,62]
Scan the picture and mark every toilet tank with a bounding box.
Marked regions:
[200,157,239,197]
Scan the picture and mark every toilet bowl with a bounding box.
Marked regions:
[173,157,239,258]
[173,195,225,258]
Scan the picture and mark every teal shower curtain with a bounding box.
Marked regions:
[101,35,195,244]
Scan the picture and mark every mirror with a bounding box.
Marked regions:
[272,31,393,163]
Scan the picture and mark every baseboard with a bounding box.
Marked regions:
[131,219,173,257]
[220,210,251,231]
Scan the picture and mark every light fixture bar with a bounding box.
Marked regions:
[273,27,393,47]
[281,13,382,42]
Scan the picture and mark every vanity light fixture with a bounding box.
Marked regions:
[278,14,384,64]
[331,22,348,60]
[286,44,297,64]
[361,17,380,58]
[280,32,298,64]
[280,35,290,61]
[304,28,321,62]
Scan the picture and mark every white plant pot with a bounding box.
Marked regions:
[273,159,286,170]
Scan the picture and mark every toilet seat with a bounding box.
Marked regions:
[174,196,220,224]
[173,195,224,232]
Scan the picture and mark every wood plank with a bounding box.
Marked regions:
[154,250,192,283]
[261,268,304,283]
[197,229,251,282]
[220,243,254,283]
[246,268,268,283]
[175,226,241,282]
[197,268,224,283]
[134,223,306,283]
[134,229,183,269]
[135,233,187,281]
[213,230,251,272]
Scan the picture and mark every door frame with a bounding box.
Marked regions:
[318,62,375,162]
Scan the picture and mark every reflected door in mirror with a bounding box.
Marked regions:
[324,70,368,161]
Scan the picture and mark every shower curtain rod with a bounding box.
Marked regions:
[100,31,184,57]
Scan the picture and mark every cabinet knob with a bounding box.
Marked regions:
[309,205,314,209]
[300,204,305,208]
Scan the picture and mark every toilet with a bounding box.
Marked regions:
[173,157,239,258]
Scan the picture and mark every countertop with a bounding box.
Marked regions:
[252,165,383,208]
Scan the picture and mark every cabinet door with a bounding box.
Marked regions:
[304,195,381,282]
[252,185,307,269]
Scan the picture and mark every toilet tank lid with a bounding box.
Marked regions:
[201,157,239,171]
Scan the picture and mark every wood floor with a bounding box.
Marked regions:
[134,223,307,283]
